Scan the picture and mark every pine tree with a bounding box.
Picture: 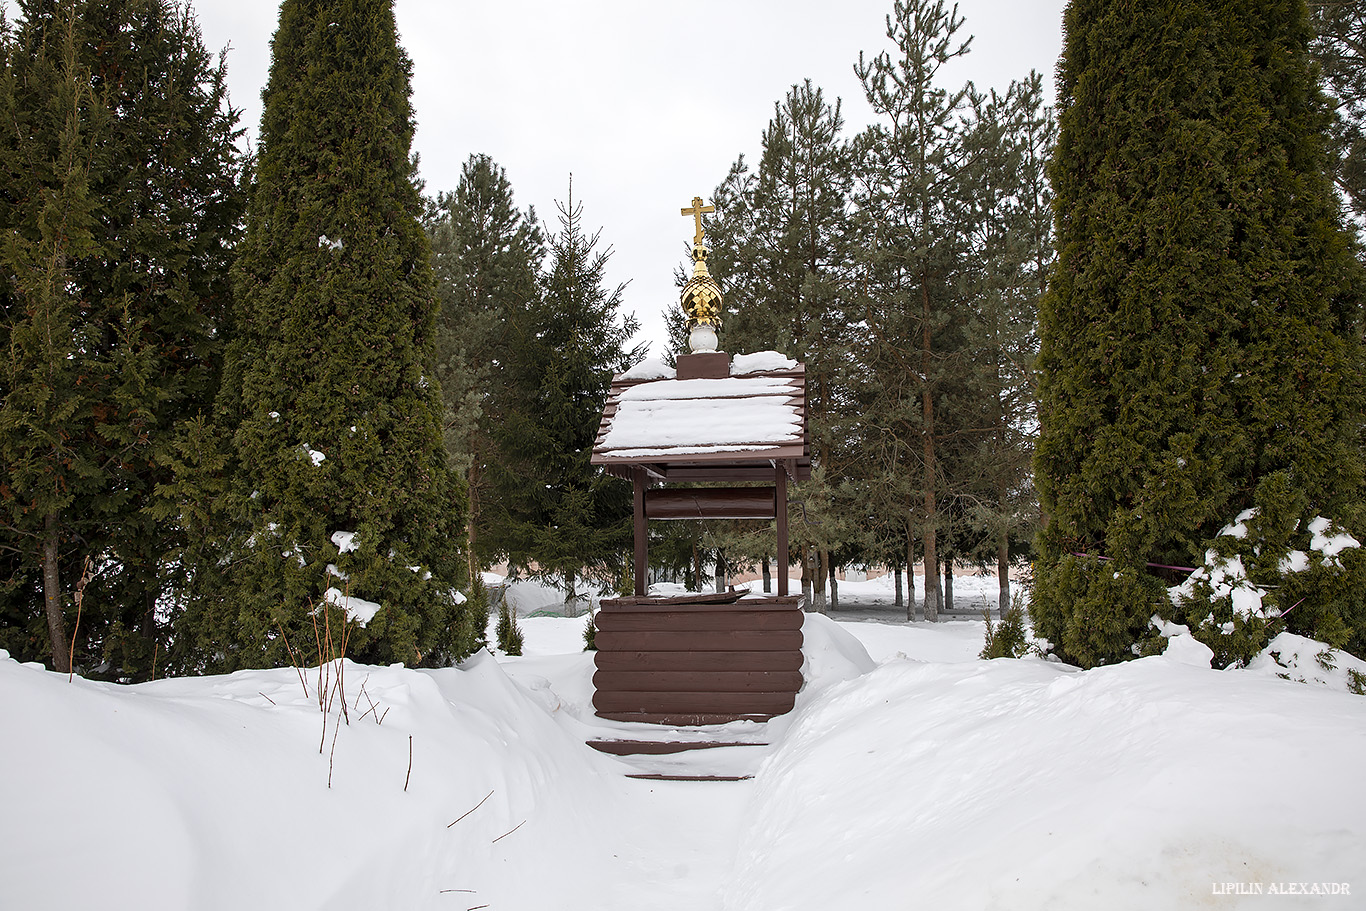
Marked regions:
[950,75,1053,616]
[482,182,643,608]
[1308,1,1366,231]
[853,0,975,621]
[198,0,474,671]
[1034,0,1365,667]
[0,0,244,676]
[426,154,544,586]
[715,80,855,612]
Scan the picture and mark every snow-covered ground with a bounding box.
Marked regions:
[3,587,1364,910]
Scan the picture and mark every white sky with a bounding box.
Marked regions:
[26,0,1072,353]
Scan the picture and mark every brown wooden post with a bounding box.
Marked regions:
[775,465,789,597]
[633,468,647,596]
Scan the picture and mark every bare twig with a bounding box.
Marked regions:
[448,790,494,828]
[277,620,309,697]
[492,820,525,843]
[258,691,276,705]
[67,555,93,682]
[404,735,413,792]
[327,709,341,789]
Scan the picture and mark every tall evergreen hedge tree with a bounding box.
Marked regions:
[199,0,475,670]
[0,0,244,676]
[1034,0,1365,668]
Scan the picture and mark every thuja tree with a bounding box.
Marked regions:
[0,0,243,676]
[194,0,475,670]
[1033,0,1365,667]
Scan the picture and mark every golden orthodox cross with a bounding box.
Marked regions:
[681,196,715,246]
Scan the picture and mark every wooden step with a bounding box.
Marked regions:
[625,773,754,782]
[595,711,775,725]
[587,739,768,756]
[593,670,803,694]
[593,690,796,716]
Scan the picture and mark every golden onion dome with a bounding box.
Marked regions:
[681,244,724,328]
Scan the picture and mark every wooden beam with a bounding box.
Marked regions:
[776,466,789,597]
[645,487,776,520]
[633,468,646,597]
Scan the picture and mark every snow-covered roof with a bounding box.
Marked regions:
[592,354,809,480]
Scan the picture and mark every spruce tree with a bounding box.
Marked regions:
[483,183,643,608]
[199,0,474,670]
[426,154,544,585]
[1034,0,1365,667]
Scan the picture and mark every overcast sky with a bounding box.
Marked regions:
[89,0,1073,353]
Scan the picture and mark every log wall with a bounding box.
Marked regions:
[592,596,805,725]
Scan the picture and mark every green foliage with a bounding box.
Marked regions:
[1033,0,1365,667]
[979,596,1029,659]
[1308,2,1366,233]
[1032,555,1170,668]
[582,611,596,652]
[197,0,475,672]
[426,155,544,579]
[482,183,643,595]
[1170,471,1366,665]
[0,0,245,677]
[494,595,523,657]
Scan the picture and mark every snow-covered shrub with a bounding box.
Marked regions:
[1168,473,1366,667]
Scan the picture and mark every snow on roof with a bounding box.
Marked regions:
[593,360,807,467]
[732,350,798,374]
[620,357,676,381]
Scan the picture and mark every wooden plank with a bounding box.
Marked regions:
[586,740,768,756]
[645,487,777,520]
[599,595,802,611]
[596,712,774,725]
[625,773,753,782]
[593,629,803,652]
[592,690,797,715]
[593,670,803,693]
[595,609,802,632]
[633,469,646,597]
[593,650,804,672]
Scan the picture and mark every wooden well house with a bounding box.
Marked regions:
[587,198,811,726]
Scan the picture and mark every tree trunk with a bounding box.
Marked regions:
[893,561,903,607]
[762,558,772,594]
[692,544,702,592]
[564,568,577,617]
[943,553,954,612]
[812,548,828,614]
[828,561,839,611]
[906,536,916,622]
[714,550,726,594]
[466,462,480,591]
[43,512,70,674]
[998,535,1011,620]
[801,547,813,608]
